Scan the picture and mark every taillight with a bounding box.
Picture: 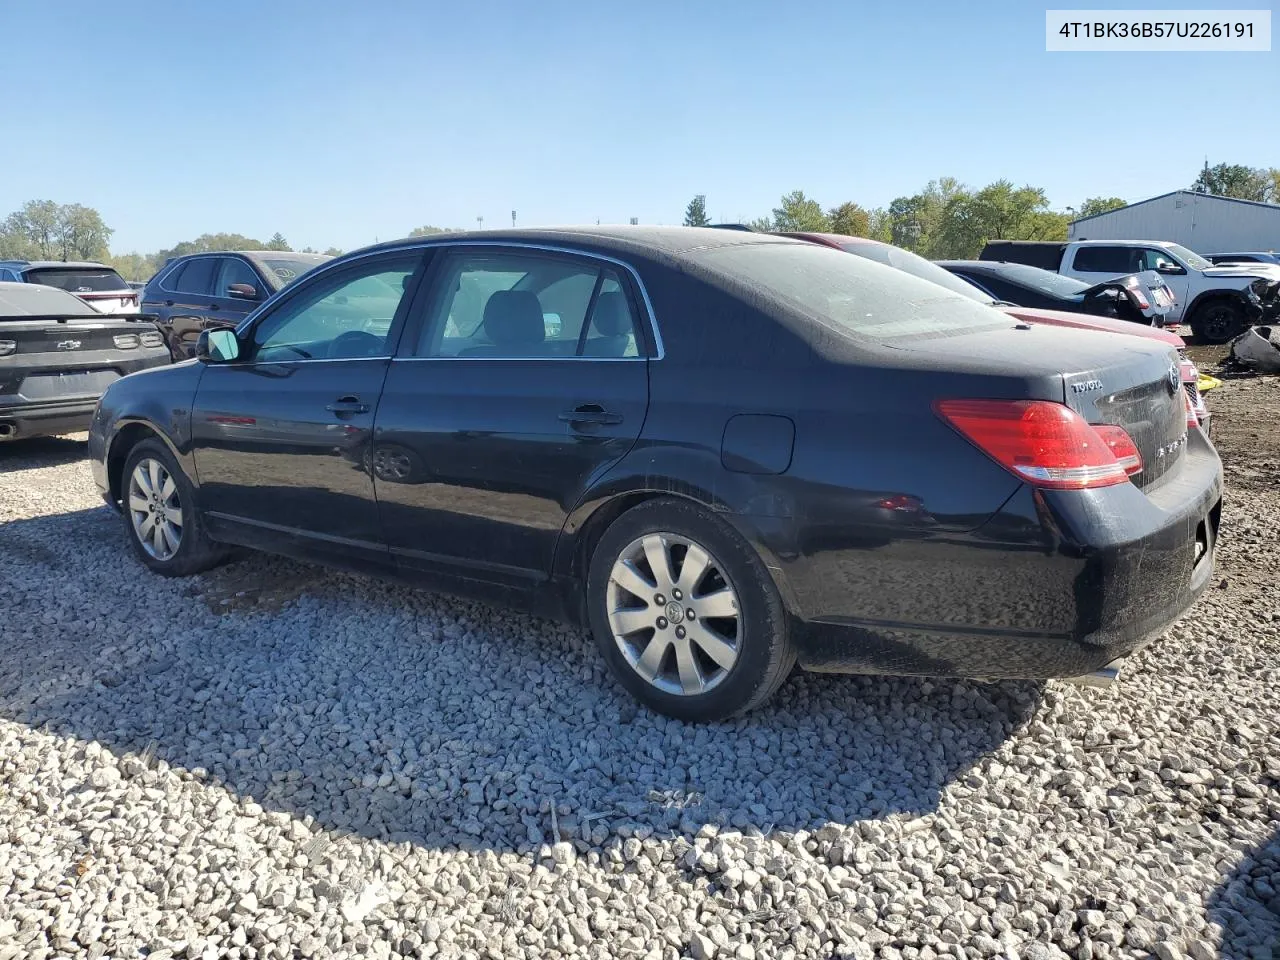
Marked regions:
[1184,386,1199,429]
[113,334,139,349]
[1092,425,1143,476]
[139,331,164,348]
[935,399,1134,490]
[0,340,15,357]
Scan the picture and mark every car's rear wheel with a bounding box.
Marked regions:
[1192,299,1246,344]
[121,439,227,577]
[586,498,794,721]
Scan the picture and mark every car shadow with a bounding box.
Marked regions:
[0,434,88,473]
[0,503,1045,856]
[1206,823,1280,955]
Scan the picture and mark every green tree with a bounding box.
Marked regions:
[408,225,454,237]
[932,180,1067,259]
[1076,196,1127,219]
[866,208,893,243]
[827,202,870,237]
[107,251,161,282]
[770,191,829,232]
[683,194,710,227]
[155,233,267,263]
[323,246,343,257]
[54,203,112,260]
[746,216,773,232]
[1191,163,1273,202]
[266,232,291,251]
[4,200,63,259]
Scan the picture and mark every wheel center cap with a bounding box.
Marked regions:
[665,601,684,624]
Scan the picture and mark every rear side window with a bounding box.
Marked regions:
[168,258,217,295]
[691,242,1008,340]
[1071,246,1136,273]
[416,251,640,358]
[25,267,129,292]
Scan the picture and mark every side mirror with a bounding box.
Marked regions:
[1157,262,1185,275]
[227,283,258,300]
[197,328,241,363]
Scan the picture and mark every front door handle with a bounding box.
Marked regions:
[559,403,623,427]
[326,395,370,416]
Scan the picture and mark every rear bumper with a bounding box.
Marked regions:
[772,430,1223,679]
[0,399,97,440]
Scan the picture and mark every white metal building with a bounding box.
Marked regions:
[1068,190,1280,255]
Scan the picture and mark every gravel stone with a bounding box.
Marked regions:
[0,378,1278,960]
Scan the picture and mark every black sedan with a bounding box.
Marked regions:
[89,228,1222,720]
[936,260,1173,326]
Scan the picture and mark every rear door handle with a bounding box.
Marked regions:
[559,403,623,426]
[326,395,370,416]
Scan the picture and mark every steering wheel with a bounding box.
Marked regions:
[329,330,384,359]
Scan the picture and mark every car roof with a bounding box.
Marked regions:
[0,280,95,315]
[169,250,332,260]
[0,260,116,270]
[779,232,890,251]
[354,225,800,264]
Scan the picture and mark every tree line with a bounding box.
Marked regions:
[683,161,1280,259]
[0,201,346,281]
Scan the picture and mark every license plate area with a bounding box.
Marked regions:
[18,370,119,400]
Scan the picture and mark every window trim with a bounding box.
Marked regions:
[393,241,663,362]
[1070,245,1134,275]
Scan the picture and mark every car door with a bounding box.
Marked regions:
[190,250,426,571]
[154,257,220,360]
[372,245,652,589]
[214,256,267,325]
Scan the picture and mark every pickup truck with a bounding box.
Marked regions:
[981,239,1280,343]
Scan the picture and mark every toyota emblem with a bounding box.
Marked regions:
[1166,363,1179,395]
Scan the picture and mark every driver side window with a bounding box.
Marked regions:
[250,255,420,362]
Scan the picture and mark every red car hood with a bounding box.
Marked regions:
[999,305,1185,348]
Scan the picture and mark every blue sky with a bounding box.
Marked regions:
[2,0,1275,253]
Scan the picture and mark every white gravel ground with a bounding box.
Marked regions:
[1,382,1277,960]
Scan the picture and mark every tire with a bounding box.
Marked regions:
[1191,299,1246,344]
[120,438,227,577]
[586,497,794,721]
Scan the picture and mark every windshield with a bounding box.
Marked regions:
[1165,244,1213,272]
[840,242,994,304]
[694,242,1010,340]
[980,262,1093,298]
[258,256,330,290]
[26,267,129,293]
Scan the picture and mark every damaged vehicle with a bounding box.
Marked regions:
[0,283,169,442]
[935,260,1174,327]
[1229,325,1280,375]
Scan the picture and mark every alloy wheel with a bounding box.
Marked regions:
[606,532,741,696]
[127,458,183,561]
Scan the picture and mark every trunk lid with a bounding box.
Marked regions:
[0,318,166,405]
[885,323,1188,490]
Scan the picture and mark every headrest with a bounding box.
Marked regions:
[482,290,544,347]
[592,291,632,336]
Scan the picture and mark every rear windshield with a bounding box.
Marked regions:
[0,283,95,317]
[258,256,330,290]
[840,242,994,304]
[976,262,1092,297]
[693,242,1010,339]
[26,267,129,293]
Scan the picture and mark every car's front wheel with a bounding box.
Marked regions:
[121,438,227,577]
[1192,299,1246,344]
[586,498,794,721]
